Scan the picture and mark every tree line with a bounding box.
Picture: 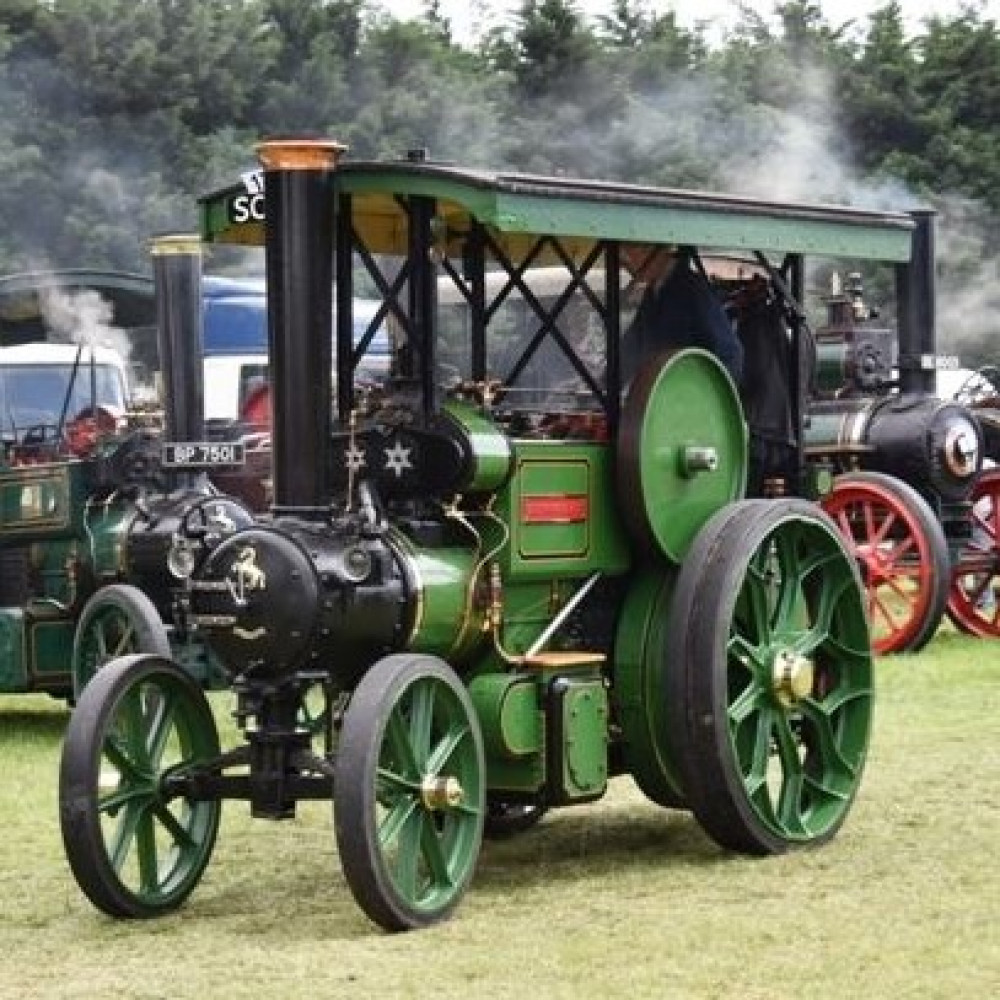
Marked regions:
[0,0,997,280]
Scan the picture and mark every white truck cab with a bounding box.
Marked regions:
[0,342,129,441]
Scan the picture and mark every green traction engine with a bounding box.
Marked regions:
[59,140,876,932]
[0,237,254,700]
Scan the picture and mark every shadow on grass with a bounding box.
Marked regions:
[178,800,729,941]
[474,803,725,889]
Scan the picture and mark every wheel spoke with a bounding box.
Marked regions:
[737,704,776,802]
[771,527,814,627]
[743,562,774,644]
[102,735,146,785]
[772,714,809,837]
[112,620,137,657]
[727,674,769,727]
[419,813,454,889]
[109,801,143,874]
[152,802,198,853]
[145,690,179,769]
[135,808,159,894]
[120,688,152,771]
[868,505,896,546]
[392,808,424,901]
[378,795,420,848]
[385,705,421,782]
[424,721,471,778]
[796,574,856,656]
[407,679,436,768]
[376,765,422,796]
[798,697,862,786]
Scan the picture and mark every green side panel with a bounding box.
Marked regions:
[0,609,26,691]
[558,677,609,801]
[440,398,512,493]
[27,617,74,679]
[495,441,630,582]
[520,460,589,558]
[469,672,543,760]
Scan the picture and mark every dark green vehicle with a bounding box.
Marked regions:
[0,240,255,702]
[59,139,899,931]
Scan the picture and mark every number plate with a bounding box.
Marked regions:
[162,442,246,468]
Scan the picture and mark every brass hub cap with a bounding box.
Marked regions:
[772,649,815,707]
[420,775,464,811]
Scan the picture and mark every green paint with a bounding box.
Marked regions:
[625,349,748,563]
[611,571,684,805]
[440,398,512,493]
[494,441,630,582]
[556,677,608,801]
[201,162,915,263]
[469,672,542,760]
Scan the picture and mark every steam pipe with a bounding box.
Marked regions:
[257,138,346,519]
[150,233,205,443]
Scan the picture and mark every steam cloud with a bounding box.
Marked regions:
[39,286,134,370]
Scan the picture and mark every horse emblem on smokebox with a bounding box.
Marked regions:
[226,545,267,607]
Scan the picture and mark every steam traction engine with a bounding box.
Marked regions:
[800,257,985,653]
[59,140,880,931]
[0,236,253,700]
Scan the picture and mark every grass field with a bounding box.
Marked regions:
[1,630,997,1000]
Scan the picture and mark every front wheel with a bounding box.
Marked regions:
[334,654,485,932]
[72,585,171,699]
[667,500,874,855]
[59,654,221,918]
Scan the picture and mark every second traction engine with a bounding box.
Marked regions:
[806,275,983,505]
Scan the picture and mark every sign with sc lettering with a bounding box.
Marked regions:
[162,442,246,468]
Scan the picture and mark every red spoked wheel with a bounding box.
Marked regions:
[821,471,950,655]
[947,468,1000,637]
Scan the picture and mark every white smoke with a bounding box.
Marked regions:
[38,286,134,369]
[934,197,1000,364]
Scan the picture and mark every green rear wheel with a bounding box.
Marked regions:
[335,654,485,932]
[59,654,221,917]
[72,584,171,699]
[667,500,873,854]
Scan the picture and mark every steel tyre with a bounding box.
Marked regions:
[334,654,485,931]
[59,654,221,917]
[667,500,873,854]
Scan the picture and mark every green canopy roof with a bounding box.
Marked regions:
[200,158,916,263]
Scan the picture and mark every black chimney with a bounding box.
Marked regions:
[896,209,937,395]
[151,233,205,443]
[257,138,346,519]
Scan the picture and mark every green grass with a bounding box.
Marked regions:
[1,632,998,1000]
